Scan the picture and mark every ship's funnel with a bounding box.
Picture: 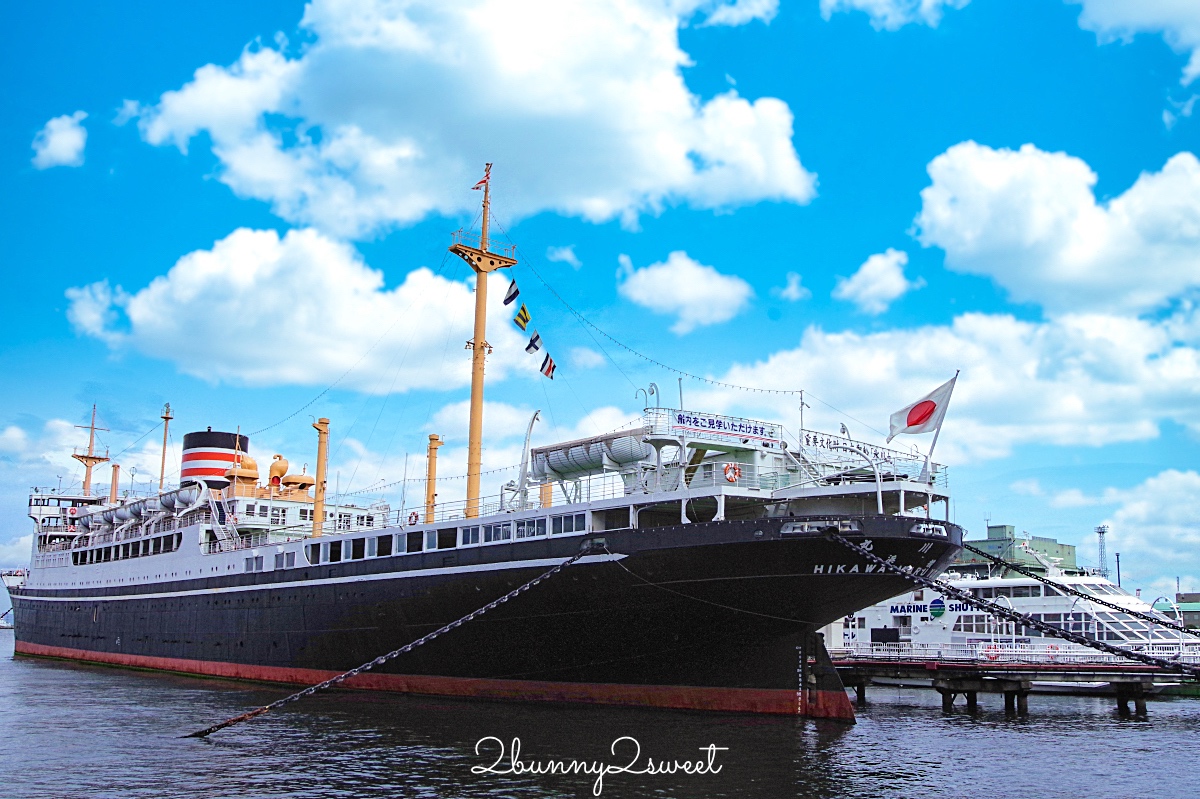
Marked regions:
[181,429,249,488]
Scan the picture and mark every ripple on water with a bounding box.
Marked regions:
[1,632,1197,799]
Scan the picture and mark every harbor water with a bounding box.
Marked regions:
[1,630,1195,799]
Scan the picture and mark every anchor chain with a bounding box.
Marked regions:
[184,546,593,739]
[826,531,1200,679]
[960,542,1200,639]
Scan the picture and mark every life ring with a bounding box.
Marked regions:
[408,512,420,526]
[723,463,742,483]
[982,644,1000,661]
[1045,643,1059,661]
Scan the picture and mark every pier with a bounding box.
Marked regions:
[833,643,1196,716]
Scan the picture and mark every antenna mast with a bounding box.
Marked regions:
[1095,524,1110,578]
[449,163,517,518]
[72,404,109,497]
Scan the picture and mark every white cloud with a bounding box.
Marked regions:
[1072,0,1200,85]
[832,248,922,314]
[702,0,778,27]
[772,272,811,302]
[1163,93,1199,128]
[31,111,88,169]
[1100,470,1200,585]
[569,347,606,369]
[134,0,815,239]
[66,227,534,392]
[1009,478,1043,496]
[915,142,1200,314]
[616,250,753,334]
[820,0,969,30]
[546,245,582,269]
[686,305,1200,464]
[0,535,33,569]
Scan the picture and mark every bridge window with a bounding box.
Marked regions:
[259,505,268,517]
[1012,586,1032,598]
[551,513,586,535]
[306,544,320,565]
[461,526,480,546]
[328,541,342,562]
[515,519,546,539]
[244,555,264,573]
[482,522,511,543]
[437,529,457,549]
[407,531,423,553]
[351,538,366,560]
[376,535,392,557]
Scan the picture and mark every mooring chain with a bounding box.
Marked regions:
[960,542,1200,639]
[826,531,1200,679]
[184,547,592,739]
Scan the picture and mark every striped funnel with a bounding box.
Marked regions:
[181,429,249,487]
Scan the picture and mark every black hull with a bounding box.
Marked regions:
[11,516,962,714]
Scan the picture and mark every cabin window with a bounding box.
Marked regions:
[376,535,392,557]
[515,519,546,539]
[407,531,424,553]
[259,505,268,517]
[857,617,866,629]
[274,552,295,569]
[275,552,285,569]
[299,508,311,521]
[338,513,352,531]
[551,513,587,535]
[367,537,377,557]
[351,538,366,560]
[461,526,480,546]
[1012,585,1032,598]
[1043,585,1060,596]
[306,544,320,565]
[246,504,256,515]
[425,531,437,551]
[271,507,287,526]
[437,529,457,549]
[329,541,342,562]
[912,590,924,601]
[482,523,511,543]
[1029,585,1041,597]
[244,555,264,573]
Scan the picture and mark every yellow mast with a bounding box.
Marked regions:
[72,404,109,497]
[424,434,443,523]
[312,418,330,537]
[449,164,516,518]
[158,403,173,491]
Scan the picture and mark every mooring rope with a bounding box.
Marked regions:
[959,541,1200,638]
[827,531,1200,679]
[184,547,592,739]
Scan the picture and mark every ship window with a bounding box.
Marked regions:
[271,507,287,526]
[275,553,285,569]
[329,541,342,562]
[482,523,511,543]
[305,544,319,565]
[1012,586,1032,598]
[367,537,377,557]
[338,513,352,531]
[437,529,457,549]
[246,504,256,514]
[461,526,480,546]
[515,519,546,539]
[1029,585,1041,597]
[407,531,423,553]
[993,586,1012,598]
[244,556,264,573]
[351,538,365,560]
[299,508,311,521]
[978,587,993,599]
[259,506,268,517]
[376,535,392,557]
[912,590,924,601]
[551,513,586,535]
[1043,584,1060,596]
[857,617,866,629]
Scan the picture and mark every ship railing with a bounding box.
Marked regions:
[450,228,517,260]
[833,641,1200,665]
[200,530,305,555]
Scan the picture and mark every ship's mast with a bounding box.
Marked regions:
[72,404,109,497]
[158,402,173,491]
[449,164,517,518]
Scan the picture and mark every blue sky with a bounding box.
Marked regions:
[3,0,1200,600]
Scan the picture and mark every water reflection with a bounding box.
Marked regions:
[2,631,1198,799]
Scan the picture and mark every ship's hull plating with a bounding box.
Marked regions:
[10,516,962,715]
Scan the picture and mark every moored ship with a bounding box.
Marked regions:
[4,172,965,719]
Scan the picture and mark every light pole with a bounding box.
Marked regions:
[994,595,1017,649]
[1152,595,1184,655]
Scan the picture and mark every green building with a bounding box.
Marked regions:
[953,524,1079,576]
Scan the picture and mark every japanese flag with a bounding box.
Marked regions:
[886,375,957,443]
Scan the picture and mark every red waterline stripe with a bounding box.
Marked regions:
[14,641,852,717]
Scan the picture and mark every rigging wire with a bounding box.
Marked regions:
[487,213,894,441]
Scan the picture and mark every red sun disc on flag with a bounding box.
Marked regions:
[907,400,937,427]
